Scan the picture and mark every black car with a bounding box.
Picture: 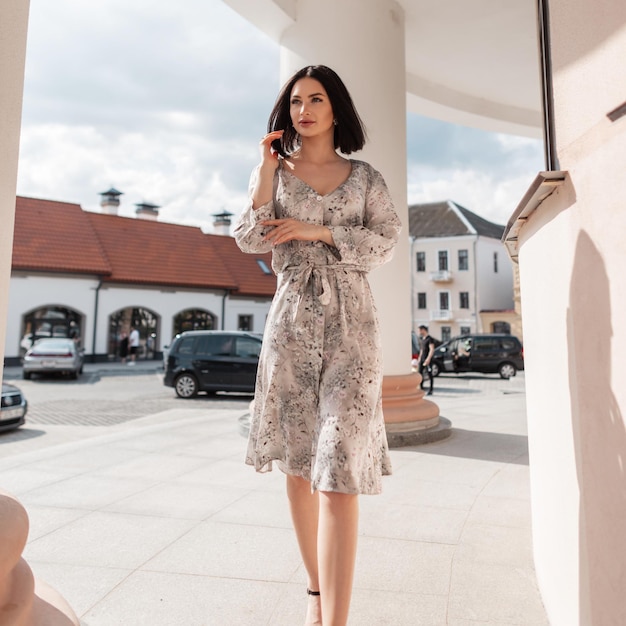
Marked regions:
[164,330,263,398]
[430,334,524,379]
[1,382,28,432]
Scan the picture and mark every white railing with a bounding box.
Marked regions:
[431,309,454,321]
[429,270,453,282]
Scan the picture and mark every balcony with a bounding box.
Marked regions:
[431,309,454,321]
[429,270,453,282]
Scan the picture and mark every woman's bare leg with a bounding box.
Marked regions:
[286,475,322,625]
[317,491,359,626]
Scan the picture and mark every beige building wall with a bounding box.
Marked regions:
[411,234,514,341]
[514,3,626,624]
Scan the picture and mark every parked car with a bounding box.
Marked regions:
[411,331,420,360]
[164,330,263,398]
[22,338,85,379]
[430,334,524,379]
[1,382,28,432]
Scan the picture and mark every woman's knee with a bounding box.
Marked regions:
[286,474,312,497]
[319,490,358,509]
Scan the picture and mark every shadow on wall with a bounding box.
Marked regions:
[568,230,626,625]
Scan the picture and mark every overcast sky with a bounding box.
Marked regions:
[17,0,544,233]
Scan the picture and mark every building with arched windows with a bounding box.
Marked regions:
[3,1,626,623]
[5,195,276,365]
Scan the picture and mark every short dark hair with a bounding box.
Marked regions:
[419,325,429,332]
[268,65,366,157]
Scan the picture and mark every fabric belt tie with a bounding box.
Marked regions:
[283,262,361,321]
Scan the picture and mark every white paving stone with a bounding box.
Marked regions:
[0,372,548,625]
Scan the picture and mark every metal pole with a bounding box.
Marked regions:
[537,0,559,171]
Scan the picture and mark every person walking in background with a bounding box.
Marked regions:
[418,324,435,396]
[128,326,140,365]
[119,331,129,364]
[234,64,401,626]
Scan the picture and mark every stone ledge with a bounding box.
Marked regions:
[385,416,453,448]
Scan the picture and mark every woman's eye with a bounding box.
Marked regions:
[312,97,322,103]
[290,99,301,105]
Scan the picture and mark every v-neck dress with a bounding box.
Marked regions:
[234,159,401,495]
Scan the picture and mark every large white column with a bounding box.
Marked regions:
[280,0,409,374]
[0,5,80,623]
[0,0,30,377]
[279,0,440,434]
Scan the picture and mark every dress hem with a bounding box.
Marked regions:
[245,456,389,496]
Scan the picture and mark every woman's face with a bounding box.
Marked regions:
[289,77,334,140]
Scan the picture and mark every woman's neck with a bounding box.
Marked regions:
[293,135,342,165]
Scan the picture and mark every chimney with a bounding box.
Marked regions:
[99,187,123,215]
[212,210,233,236]
[135,201,160,221]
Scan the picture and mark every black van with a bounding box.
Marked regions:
[430,334,524,379]
[164,330,263,398]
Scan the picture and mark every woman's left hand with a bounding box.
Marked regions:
[261,218,334,246]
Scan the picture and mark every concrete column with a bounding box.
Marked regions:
[0,5,79,623]
[279,0,441,437]
[0,0,30,377]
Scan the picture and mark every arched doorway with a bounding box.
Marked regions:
[21,305,83,355]
[109,306,159,361]
[173,308,217,336]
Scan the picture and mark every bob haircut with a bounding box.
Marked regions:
[268,65,367,157]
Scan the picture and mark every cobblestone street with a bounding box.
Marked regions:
[0,364,253,456]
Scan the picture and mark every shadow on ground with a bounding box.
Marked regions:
[404,428,529,465]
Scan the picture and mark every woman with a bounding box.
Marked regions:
[234,65,401,626]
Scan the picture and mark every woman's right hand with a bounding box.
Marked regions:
[251,130,284,209]
[259,130,284,169]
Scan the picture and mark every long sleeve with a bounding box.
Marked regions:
[233,166,276,254]
[327,165,401,271]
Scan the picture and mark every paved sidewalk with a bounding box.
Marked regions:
[0,373,548,625]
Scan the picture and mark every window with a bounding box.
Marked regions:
[176,336,196,355]
[196,335,233,356]
[494,251,499,273]
[492,321,510,334]
[441,326,451,342]
[238,315,253,331]
[459,292,470,309]
[438,250,448,271]
[256,259,272,274]
[416,251,426,272]
[458,249,469,270]
[235,336,262,359]
[460,326,471,336]
[173,308,216,335]
[417,292,427,309]
[439,292,449,310]
[474,337,499,351]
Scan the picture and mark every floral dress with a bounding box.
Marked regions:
[234,159,401,495]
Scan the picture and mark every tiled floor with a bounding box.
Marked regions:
[0,374,548,625]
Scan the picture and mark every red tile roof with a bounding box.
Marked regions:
[208,234,276,297]
[87,212,236,290]
[13,197,111,275]
[12,196,276,297]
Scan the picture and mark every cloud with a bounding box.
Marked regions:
[18,0,545,233]
[406,112,544,224]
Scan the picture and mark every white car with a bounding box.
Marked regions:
[23,338,85,380]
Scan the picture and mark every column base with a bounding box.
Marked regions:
[382,372,452,447]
